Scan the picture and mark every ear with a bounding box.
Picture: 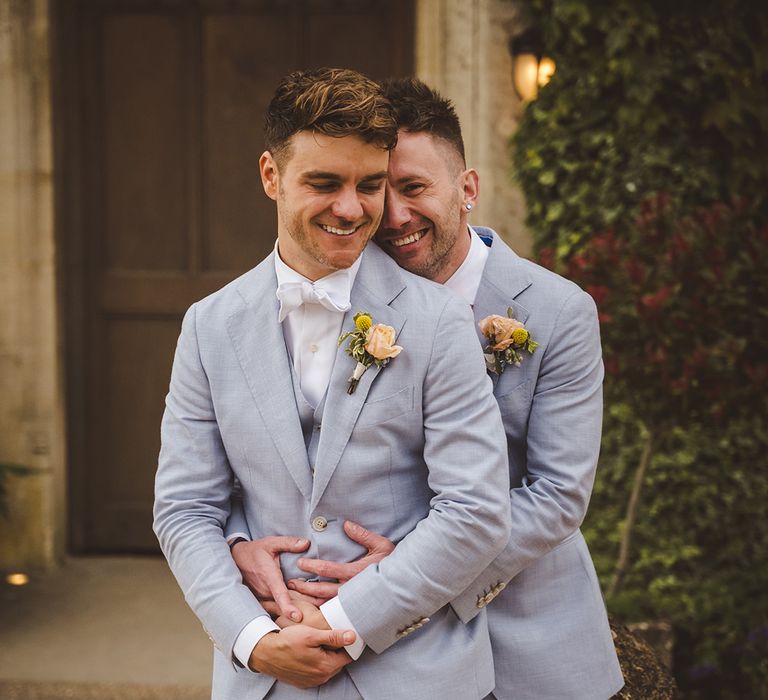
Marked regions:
[461,168,479,209]
[259,151,279,201]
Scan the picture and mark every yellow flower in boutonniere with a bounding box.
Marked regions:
[478,308,538,374]
[338,312,403,394]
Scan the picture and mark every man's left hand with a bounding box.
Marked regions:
[287,520,395,602]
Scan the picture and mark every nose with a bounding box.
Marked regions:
[382,187,411,230]
[331,187,364,222]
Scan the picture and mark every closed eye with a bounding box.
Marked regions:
[358,181,385,194]
[309,182,338,192]
[402,182,426,195]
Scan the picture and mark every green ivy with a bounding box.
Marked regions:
[513,0,768,263]
[513,1,768,696]
[588,404,768,697]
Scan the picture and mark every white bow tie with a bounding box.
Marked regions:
[276,278,351,322]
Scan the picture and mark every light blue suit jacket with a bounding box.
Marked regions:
[452,227,623,699]
[153,243,511,700]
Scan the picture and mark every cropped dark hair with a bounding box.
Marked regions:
[380,77,465,164]
[265,67,398,164]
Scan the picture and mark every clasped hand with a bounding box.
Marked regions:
[247,623,355,689]
[233,520,394,689]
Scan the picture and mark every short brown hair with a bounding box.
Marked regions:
[265,67,398,164]
[380,77,466,165]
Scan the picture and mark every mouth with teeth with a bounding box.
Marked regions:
[319,223,362,236]
[387,228,428,248]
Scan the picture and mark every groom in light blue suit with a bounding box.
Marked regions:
[228,78,624,698]
[154,69,511,700]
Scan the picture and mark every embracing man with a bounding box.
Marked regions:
[153,68,511,700]
[228,78,625,699]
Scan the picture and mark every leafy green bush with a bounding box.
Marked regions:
[512,0,768,696]
[513,0,768,262]
[590,405,768,697]
[562,196,767,432]
[561,198,768,696]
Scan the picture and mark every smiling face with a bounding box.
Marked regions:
[260,131,389,280]
[375,130,478,283]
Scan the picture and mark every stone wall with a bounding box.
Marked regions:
[415,0,532,255]
[0,0,65,570]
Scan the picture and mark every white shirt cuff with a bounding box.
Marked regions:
[320,597,366,660]
[233,615,280,669]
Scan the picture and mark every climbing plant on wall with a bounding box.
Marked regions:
[513,0,768,262]
[512,1,768,697]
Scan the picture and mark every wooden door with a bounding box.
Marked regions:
[58,0,414,552]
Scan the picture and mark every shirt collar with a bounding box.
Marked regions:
[443,226,489,306]
[273,239,363,303]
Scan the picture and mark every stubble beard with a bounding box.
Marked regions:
[278,187,345,275]
[399,197,463,283]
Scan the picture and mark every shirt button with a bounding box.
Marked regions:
[309,343,319,353]
[311,516,328,532]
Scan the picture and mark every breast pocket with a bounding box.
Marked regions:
[356,385,415,427]
[495,380,532,436]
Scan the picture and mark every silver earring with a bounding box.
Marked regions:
[466,203,473,211]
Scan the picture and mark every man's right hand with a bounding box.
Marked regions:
[248,625,355,688]
[287,521,395,602]
[231,536,310,622]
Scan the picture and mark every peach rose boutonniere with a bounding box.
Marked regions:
[478,308,538,374]
[338,312,403,394]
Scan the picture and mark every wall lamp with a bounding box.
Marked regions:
[509,29,556,102]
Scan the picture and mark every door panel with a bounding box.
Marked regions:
[102,14,191,273]
[90,318,181,550]
[61,0,414,552]
[202,12,296,271]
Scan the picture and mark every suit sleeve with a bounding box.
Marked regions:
[153,304,270,663]
[336,296,512,653]
[224,480,251,542]
[450,288,604,622]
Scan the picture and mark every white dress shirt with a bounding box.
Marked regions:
[443,226,489,306]
[275,245,361,408]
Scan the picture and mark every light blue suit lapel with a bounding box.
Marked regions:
[310,245,406,511]
[472,229,533,389]
[225,254,313,501]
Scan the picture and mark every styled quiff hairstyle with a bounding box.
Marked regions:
[264,67,398,165]
[380,77,466,165]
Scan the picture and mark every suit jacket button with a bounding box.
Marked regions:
[311,516,328,532]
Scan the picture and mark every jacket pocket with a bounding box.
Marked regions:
[357,385,415,427]
[495,379,532,417]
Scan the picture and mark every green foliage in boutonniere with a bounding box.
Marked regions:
[338,312,403,394]
[479,308,539,375]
